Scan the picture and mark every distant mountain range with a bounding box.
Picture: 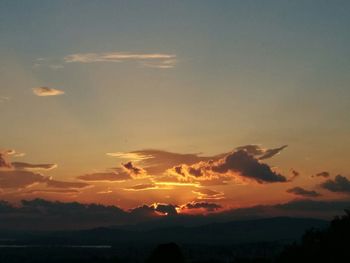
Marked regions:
[0,217,328,245]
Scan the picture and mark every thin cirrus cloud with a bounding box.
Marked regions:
[45,179,89,189]
[32,87,65,96]
[286,187,321,197]
[124,183,158,191]
[106,152,152,161]
[64,52,177,69]
[24,189,80,194]
[11,162,57,171]
[77,170,131,182]
[5,149,26,157]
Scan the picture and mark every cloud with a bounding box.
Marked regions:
[130,203,178,217]
[32,87,64,96]
[24,189,79,194]
[172,150,287,184]
[0,152,88,194]
[1,152,55,171]
[45,179,89,189]
[0,169,89,190]
[287,187,321,197]
[290,169,300,181]
[314,171,330,178]
[7,198,129,230]
[0,155,85,190]
[115,149,223,176]
[235,145,265,155]
[0,154,11,168]
[212,150,287,183]
[77,170,131,181]
[106,152,152,161]
[321,175,350,193]
[122,161,148,179]
[155,203,178,216]
[182,201,222,212]
[141,59,177,69]
[0,198,349,230]
[258,145,288,160]
[12,162,57,171]
[216,199,350,221]
[0,170,47,188]
[235,144,288,160]
[64,52,177,68]
[129,204,158,218]
[124,183,158,191]
[6,150,26,157]
[275,199,350,213]
[0,149,25,159]
[115,144,287,185]
[192,188,224,200]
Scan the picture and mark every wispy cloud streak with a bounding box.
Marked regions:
[64,52,177,68]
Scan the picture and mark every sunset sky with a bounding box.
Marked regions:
[1,1,350,219]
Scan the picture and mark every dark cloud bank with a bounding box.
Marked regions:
[0,198,349,231]
[287,187,321,197]
[321,175,350,193]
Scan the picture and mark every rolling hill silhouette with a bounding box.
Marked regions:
[3,217,327,246]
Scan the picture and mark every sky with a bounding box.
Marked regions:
[0,1,350,221]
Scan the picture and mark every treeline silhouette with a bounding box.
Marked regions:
[277,209,350,263]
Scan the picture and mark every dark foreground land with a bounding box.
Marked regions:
[0,213,349,263]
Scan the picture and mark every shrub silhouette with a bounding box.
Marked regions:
[146,242,186,263]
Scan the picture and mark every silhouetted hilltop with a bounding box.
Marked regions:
[1,217,327,246]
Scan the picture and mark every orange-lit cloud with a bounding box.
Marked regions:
[0,170,47,188]
[32,87,64,96]
[192,188,225,200]
[170,150,287,184]
[77,170,131,182]
[0,151,89,192]
[45,179,89,189]
[122,161,148,179]
[124,183,158,191]
[12,162,57,171]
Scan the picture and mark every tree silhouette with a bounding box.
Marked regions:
[278,210,350,262]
